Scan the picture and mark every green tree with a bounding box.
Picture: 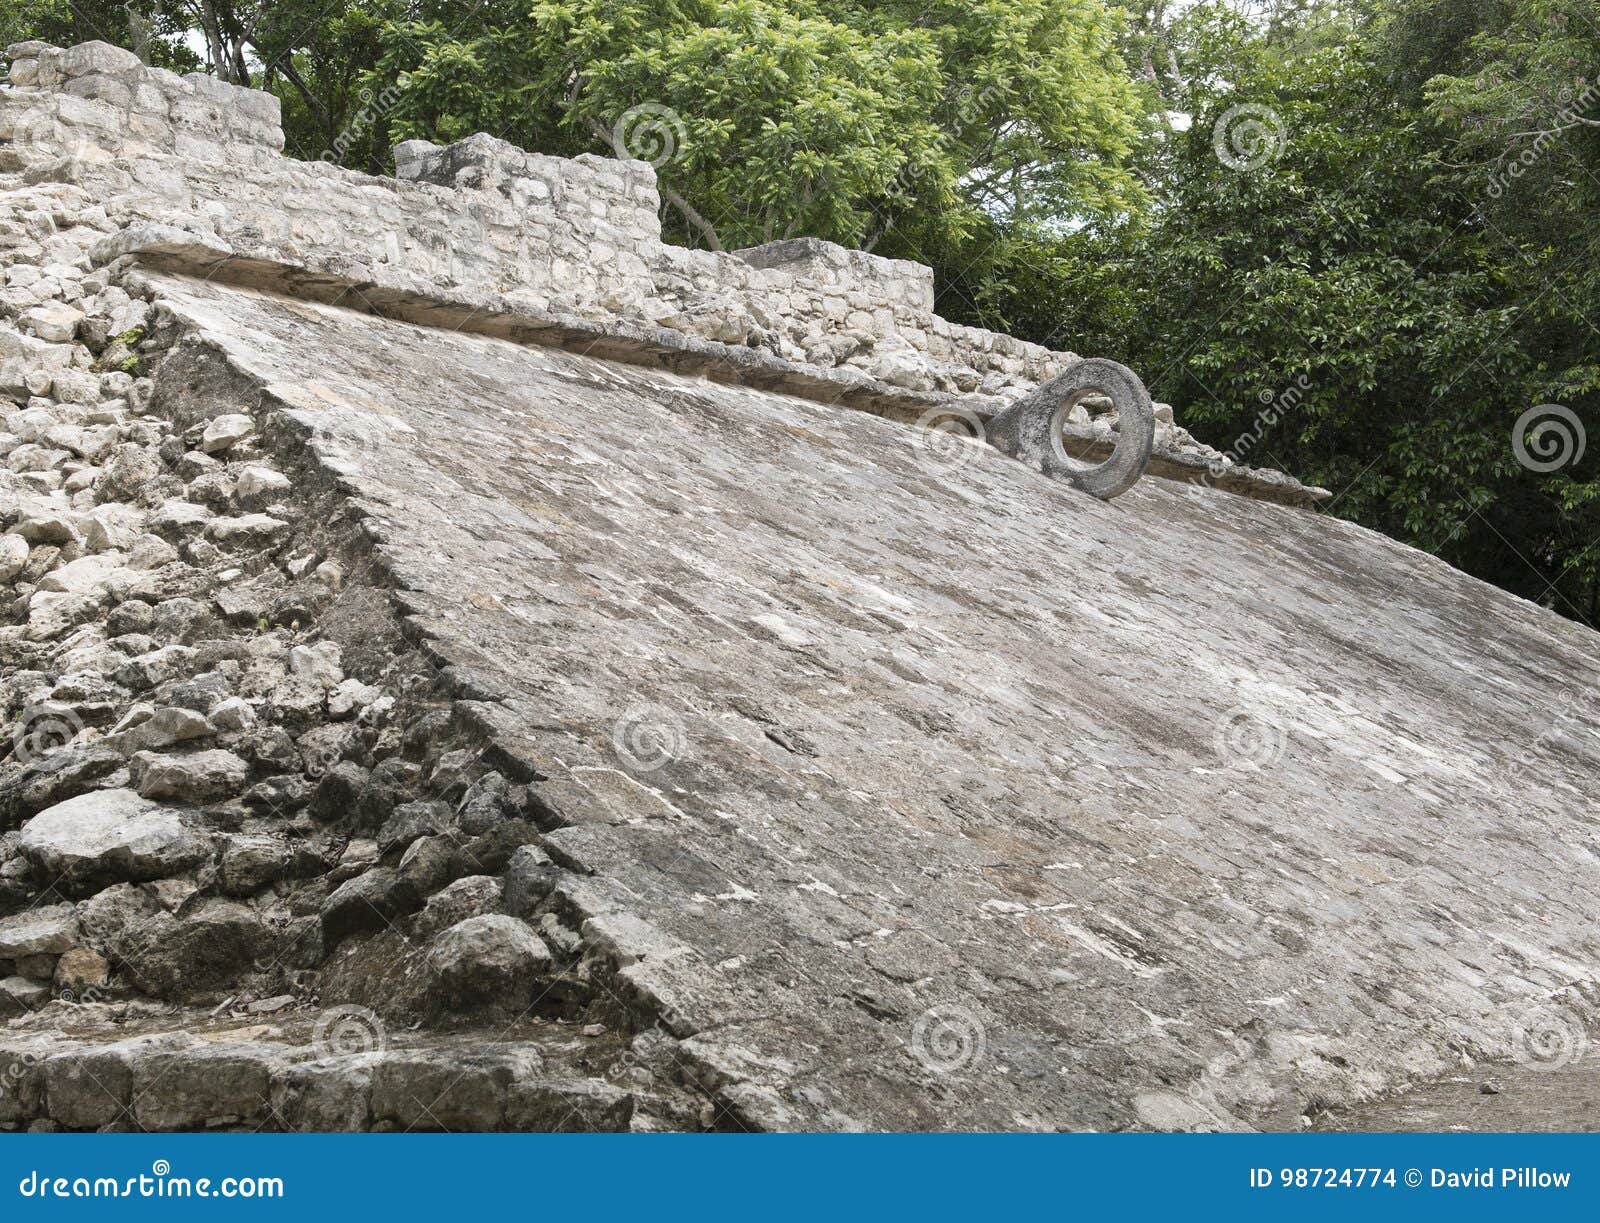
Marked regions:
[1006,1,1599,621]
[363,0,1145,250]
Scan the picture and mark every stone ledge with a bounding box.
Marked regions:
[0,1016,642,1131]
[95,227,1329,509]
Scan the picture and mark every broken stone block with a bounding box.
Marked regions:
[321,867,420,945]
[416,875,502,938]
[19,301,83,343]
[234,465,289,506]
[427,914,552,1011]
[218,833,291,895]
[0,902,80,957]
[130,1042,275,1130]
[0,975,51,1014]
[199,412,255,453]
[53,946,110,997]
[129,747,248,802]
[114,899,267,997]
[288,640,343,690]
[17,789,212,886]
[43,1038,135,1129]
[0,533,30,582]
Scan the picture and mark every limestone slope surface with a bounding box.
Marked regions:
[151,270,1600,1131]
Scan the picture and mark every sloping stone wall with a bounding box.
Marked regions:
[118,266,1600,1132]
[13,41,1554,1136]
[0,169,710,1131]
[1,40,1148,418]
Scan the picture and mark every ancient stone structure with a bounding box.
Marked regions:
[0,42,1595,1132]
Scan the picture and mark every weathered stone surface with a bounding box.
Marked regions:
[0,532,28,582]
[367,1049,532,1131]
[129,747,248,801]
[321,868,419,944]
[17,789,211,884]
[0,975,51,1012]
[219,833,291,894]
[44,1040,135,1129]
[115,899,268,997]
[199,412,254,452]
[54,945,111,996]
[427,914,551,1010]
[136,272,1600,1133]
[0,903,79,956]
[131,1042,274,1129]
[0,38,1589,1135]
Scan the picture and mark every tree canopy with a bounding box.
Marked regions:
[2,0,1596,623]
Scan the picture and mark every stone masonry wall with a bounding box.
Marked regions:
[1,40,1087,408]
[0,171,710,1130]
[2,41,283,165]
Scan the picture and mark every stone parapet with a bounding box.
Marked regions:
[0,40,1305,491]
[1,40,283,165]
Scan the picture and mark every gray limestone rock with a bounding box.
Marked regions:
[17,789,211,885]
[0,903,80,957]
[129,748,248,801]
[426,914,552,1010]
